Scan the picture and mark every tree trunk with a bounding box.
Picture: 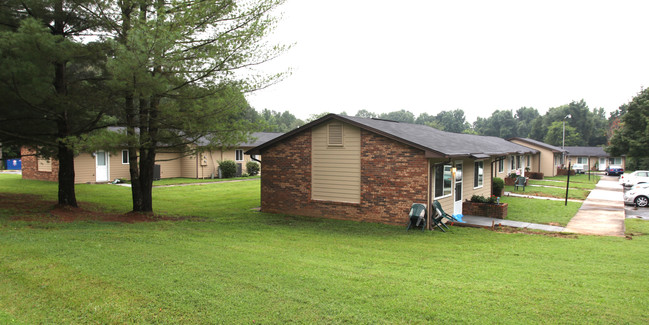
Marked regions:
[56,137,77,207]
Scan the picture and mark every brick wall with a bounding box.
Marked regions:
[260,129,429,226]
[20,147,59,182]
[462,201,508,219]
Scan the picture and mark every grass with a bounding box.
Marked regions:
[505,184,590,200]
[500,196,581,226]
[507,174,603,200]
[152,175,260,186]
[1,174,649,323]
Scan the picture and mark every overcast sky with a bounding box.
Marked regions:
[246,0,649,122]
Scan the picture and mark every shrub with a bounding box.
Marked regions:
[470,195,487,203]
[471,194,498,204]
[528,172,544,179]
[219,160,237,178]
[492,177,504,195]
[241,173,249,177]
[246,161,260,176]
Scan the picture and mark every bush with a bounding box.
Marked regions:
[471,195,497,204]
[246,161,260,176]
[528,172,544,179]
[241,173,249,177]
[492,177,504,195]
[219,160,237,178]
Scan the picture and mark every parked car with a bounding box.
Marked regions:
[572,163,586,174]
[624,183,649,207]
[605,165,624,176]
[620,170,649,187]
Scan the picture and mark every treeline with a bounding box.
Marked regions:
[251,99,613,146]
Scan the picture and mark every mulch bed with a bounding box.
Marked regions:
[0,193,194,223]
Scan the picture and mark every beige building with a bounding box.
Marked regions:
[508,138,566,177]
[22,132,281,184]
[564,146,625,171]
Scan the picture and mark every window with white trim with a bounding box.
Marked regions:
[510,155,515,170]
[498,159,504,173]
[577,157,588,164]
[122,150,129,164]
[235,149,244,161]
[434,164,452,198]
[474,161,484,188]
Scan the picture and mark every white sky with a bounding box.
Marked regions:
[246,0,649,122]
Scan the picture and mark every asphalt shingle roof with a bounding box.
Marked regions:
[508,137,566,153]
[247,114,537,158]
[564,146,608,157]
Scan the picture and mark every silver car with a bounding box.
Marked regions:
[624,183,649,207]
[620,170,649,187]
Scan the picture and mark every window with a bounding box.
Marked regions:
[328,123,343,146]
[515,155,521,169]
[37,157,52,172]
[122,150,129,164]
[235,149,244,161]
[474,161,484,188]
[434,164,452,198]
[498,158,504,173]
[577,157,588,164]
[609,157,622,165]
[526,155,530,167]
[510,155,515,170]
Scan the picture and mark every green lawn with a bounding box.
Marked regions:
[505,184,590,200]
[500,196,581,226]
[152,175,260,186]
[1,174,648,323]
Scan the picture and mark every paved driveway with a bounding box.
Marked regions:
[564,176,626,236]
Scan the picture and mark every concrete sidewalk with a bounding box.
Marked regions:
[564,176,626,236]
[460,215,565,232]
[459,176,625,236]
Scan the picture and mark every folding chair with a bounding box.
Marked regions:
[406,203,427,231]
[515,176,526,191]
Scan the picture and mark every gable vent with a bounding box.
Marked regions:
[328,123,343,146]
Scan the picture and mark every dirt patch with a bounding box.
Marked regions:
[0,193,198,223]
[490,225,580,238]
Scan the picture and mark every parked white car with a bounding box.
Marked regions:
[620,170,649,187]
[624,183,649,207]
[572,163,586,174]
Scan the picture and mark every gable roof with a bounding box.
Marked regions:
[240,132,284,147]
[508,137,566,153]
[564,146,608,157]
[246,114,537,158]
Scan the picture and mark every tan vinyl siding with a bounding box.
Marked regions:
[110,151,130,180]
[156,152,182,179]
[74,153,96,183]
[180,155,197,178]
[510,139,558,177]
[312,122,361,203]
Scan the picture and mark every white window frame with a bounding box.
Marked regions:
[235,149,244,161]
[434,164,452,199]
[122,150,129,164]
[498,158,504,173]
[510,155,515,170]
[474,160,484,189]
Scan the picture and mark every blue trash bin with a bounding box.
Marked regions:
[6,159,21,170]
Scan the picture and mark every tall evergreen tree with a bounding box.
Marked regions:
[0,0,114,207]
[91,0,287,212]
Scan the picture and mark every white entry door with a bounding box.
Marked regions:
[454,162,463,216]
[599,158,606,171]
[96,151,109,182]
